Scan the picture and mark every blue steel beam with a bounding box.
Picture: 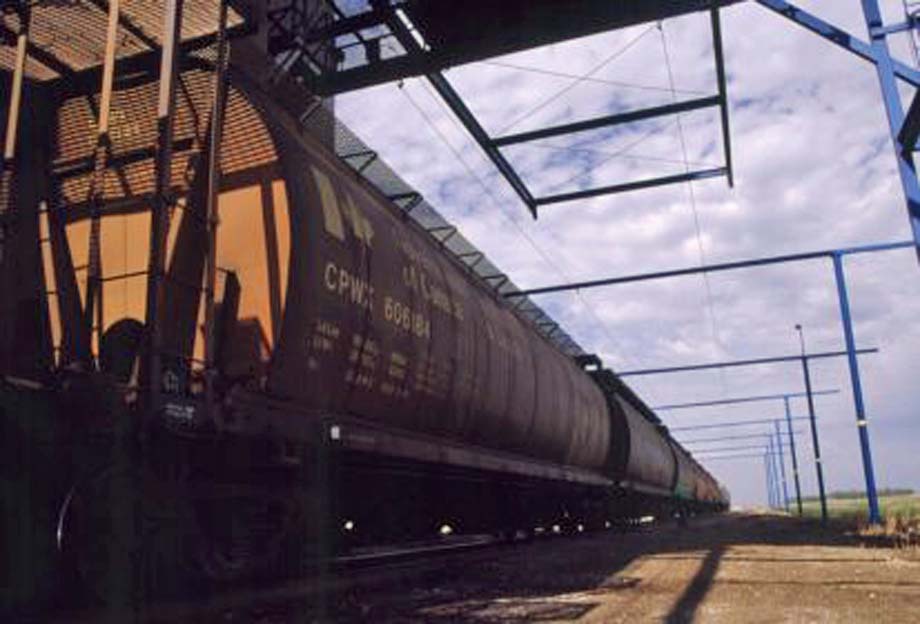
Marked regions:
[754,0,920,87]
[784,397,804,515]
[653,389,839,411]
[505,241,913,297]
[693,442,791,454]
[697,452,781,460]
[770,437,784,509]
[859,0,920,259]
[774,420,790,511]
[617,348,877,377]
[490,96,721,147]
[765,449,776,508]
[833,253,882,525]
[670,416,812,432]
[532,168,727,207]
[678,431,804,445]
[699,447,786,458]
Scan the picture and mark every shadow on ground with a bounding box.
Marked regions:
[322,513,910,623]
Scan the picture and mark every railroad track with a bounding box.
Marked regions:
[56,534,507,623]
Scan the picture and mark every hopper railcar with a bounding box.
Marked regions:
[0,33,727,607]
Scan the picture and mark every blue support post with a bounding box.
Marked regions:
[764,451,773,508]
[832,253,883,525]
[769,436,783,510]
[767,440,779,508]
[774,420,790,511]
[784,397,804,515]
[859,0,920,257]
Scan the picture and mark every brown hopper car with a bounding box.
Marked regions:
[0,19,727,609]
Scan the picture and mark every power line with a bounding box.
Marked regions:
[538,117,678,195]
[401,81,623,352]
[527,141,721,170]
[481,59,706,96]
[659,20,726,389]
[496,25,657,135]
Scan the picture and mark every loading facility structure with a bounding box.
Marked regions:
[0,2,917,608]
[274,1,920,523]
[0,0,732,609]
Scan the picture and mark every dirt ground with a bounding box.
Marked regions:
[324,512,920,623]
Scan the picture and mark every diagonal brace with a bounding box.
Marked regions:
[756,0,920,88]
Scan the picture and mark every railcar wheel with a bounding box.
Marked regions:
[60,467,200,605]
[194,496,292,583]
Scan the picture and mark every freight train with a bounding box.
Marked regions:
[0,26,727,607]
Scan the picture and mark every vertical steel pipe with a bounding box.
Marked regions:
[204,0,230,422]
[769,436,782,509]
[784,396,804,515]
[774,419,790,511]
[146,0,184,410]
[86,0,122,360]
[797,325,828,524]
[832,253,882,524]
[2,5,28,163]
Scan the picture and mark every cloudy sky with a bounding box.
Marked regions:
[334,1,920,508]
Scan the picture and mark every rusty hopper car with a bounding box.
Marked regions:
[0,19,727,609]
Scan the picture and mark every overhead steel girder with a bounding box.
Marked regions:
[669,416,813,432]
[755,0,920,87]
[534,167,727,207]
[679,431,805,445]
[653,389,838,411]
[490,96,722,147]
[426,72,538,218]
[380,4,731,219]
[505,240,913,297]
[616,348,878,377]
[305,0,744,96]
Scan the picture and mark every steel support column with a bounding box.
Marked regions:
[784,396,804,515]
[769,437,780,509]
[860,0,920,257]
[765,445,775,508]
[773,420,789,510]
[146,0,184,411]
[85,0,122,360]
[203,0,230,423]
[797,328,828,525]
[2,4,28,165]
[832,253,882,524]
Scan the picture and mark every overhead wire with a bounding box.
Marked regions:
[658,20,727,390]
[496,25,658,135]
[401,79,627,359]
[538,117,679,195]
[527,141,721,170]
[481,59,707,96]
